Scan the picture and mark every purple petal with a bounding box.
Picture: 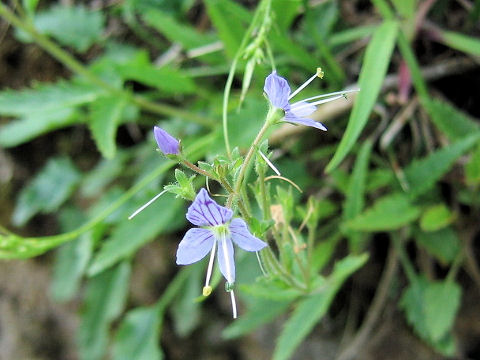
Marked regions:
[217,236,235,283]
[229,218,267,251]
[176,228,215,265]
[186,188,233,226]
[290,101,317,117]
[154,126,180,155]
[264,71,291,110]
[284,112,327,131]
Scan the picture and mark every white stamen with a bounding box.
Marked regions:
[288,72,318,100]
[291,94,345,112]
[128,189,167,220]
[205,241,217,288]
[259,150,281,176]
[299,89,359,103]
[256,251,267,276]
[230,290,238,319]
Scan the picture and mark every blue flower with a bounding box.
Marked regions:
[176,189,267,317]
[177,188,267,283]
[264,70,357,131]
[154,126,180,155]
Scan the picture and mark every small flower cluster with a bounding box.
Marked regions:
[131,70,355,318]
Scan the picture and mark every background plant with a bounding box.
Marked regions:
[0,0,479,359]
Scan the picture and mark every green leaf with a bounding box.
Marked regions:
[419,204,455,232]
[222,298,292,340]
[0,81,103,116]
[29,5,104,52]
[343,141,372,251]
[415,227,460,265]
[0,107,78,148]
[326,21,398,172]
[142,9,215,50]
[22,0,39,16]
[400,277,460,355]
[239,278,302,301]
[80,153,129,197]
[466,143,480,185]
[112,306,163,360]
[424,98,480,141]
[347,193,421,231]
[12,157,81,226]
[403,133,480,198]
[115,52,196,94]
[88,95,128,159]
[78,261,131,360]
[441,29,480,57]
[204,0,248,58]
[273,254,368,360]
[170,263,202,337]
[50,208,93,302]
[87,195,184,276]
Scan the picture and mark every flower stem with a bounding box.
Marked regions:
[229,119,272,206]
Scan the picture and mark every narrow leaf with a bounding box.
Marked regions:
[419,204,455,232]
[326,21,398,172]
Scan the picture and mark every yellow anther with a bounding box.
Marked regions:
[203,286,212,296]
[316,67,324,79]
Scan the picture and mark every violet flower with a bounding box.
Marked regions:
[177,188,267,318]
[264,69,358,130]
[154,126,180,155]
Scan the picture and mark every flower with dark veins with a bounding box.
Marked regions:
[154,126,180,155]
[264,69,358,130]
[176,188,267,318]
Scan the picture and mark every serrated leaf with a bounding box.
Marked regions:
[112,306,163,360]
[12,157,81,226]
[78,261,131,360]
[420,204,455,232]
[326,21,398,172]
[88,95,128,159]
[87,195,184,276]
[415,227,460,264]
[424,98,480,141]
[28,5,104,52]
[0,107,77,148]
[273,254,368,360]
[0,81,103,116]
[403,133,480,198]
[347,193,420,231]
[424,281,461,341]
[400,277,460,355]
